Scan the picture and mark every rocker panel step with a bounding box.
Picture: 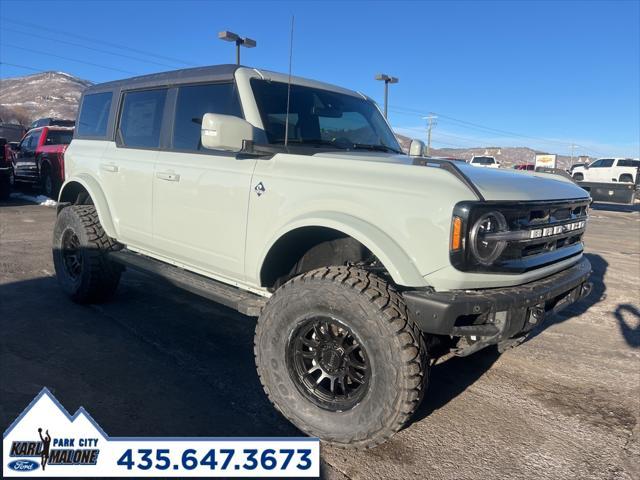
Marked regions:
[109,249,266,316]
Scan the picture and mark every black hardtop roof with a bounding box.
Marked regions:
[84,64,241,93]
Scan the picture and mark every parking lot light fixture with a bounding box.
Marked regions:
[375,73,399,118]
[218,31,257,65]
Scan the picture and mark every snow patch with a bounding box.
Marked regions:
[10,192,58,207]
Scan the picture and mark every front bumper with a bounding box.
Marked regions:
[403,257,592,355]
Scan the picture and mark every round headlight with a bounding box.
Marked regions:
[469,211,508,265]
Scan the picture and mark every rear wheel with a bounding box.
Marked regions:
[254,266,428,448]
[573,172,584,181]
[53,205,122,303]
[41,165,60,198]
[619,174,633,183]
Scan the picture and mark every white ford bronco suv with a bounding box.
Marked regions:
[53,65,593,448]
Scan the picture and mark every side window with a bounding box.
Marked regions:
[590,160,603,168]
[172,83,242,151]
[77,92,113,138]
[618,159,640,168]
[119,89,167,149]
[21,131,39,152]
[599,159,614,168]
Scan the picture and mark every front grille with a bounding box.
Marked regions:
[451,198,590,273]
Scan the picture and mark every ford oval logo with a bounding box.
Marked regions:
[8,459,39,471]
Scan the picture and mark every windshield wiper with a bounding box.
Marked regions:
[350,143,403,154]
[272,139,347,149]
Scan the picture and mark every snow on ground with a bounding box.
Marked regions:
[10,192,57,207]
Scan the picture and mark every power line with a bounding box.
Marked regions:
[0,17,197,67]
[390,105,607,157]
[2,26,185,70]
[0,62,47,74]
[2,43,139,75]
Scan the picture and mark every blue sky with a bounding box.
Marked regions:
[0,0,638,157]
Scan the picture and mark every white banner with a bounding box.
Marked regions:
[3,388,319,477]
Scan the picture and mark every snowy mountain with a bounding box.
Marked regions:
[0,71,92,126]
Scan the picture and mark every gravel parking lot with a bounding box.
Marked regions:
[1,197,638,479]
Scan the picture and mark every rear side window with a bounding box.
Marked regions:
[618,159,640,168]
[119,89,167,149]
[172,83,242,151]
[45,130,73,145]
[77,92,112,138]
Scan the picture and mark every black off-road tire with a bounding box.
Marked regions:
[52,205,122,303]
[254,266,428,448]
[573,173,584,181]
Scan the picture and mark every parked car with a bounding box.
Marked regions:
[29,117,75,129]
[469,155,500,168]
[53,64,593,448]
[9,126,73,197]
[571,158,639,183]
[515,163,535,171]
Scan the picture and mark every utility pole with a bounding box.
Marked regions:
[423,114,437,156]
[569,143,577,166]
[374,73,399,118]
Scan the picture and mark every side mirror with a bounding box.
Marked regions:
[201,113,255,152]
[409,139,425,157]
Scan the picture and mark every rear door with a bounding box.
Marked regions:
[99,88,168,250]
[152,82,256,282]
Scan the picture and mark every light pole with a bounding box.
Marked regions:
[375,73,398,119]
[218,31,256,65]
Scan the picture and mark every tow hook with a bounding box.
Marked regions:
[528,304,545,324]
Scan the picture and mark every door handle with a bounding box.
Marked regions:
[156,171,180,182]
[100,163,119,173]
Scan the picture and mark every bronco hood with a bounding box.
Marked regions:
[453,162,588,201]
[312,151,589,202]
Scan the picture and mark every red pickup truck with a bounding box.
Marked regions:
[9,126,73,198]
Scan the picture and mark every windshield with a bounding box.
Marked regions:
[250,79,402,153]
[472,156,495,165]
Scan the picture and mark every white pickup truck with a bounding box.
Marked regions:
[571,158,639,183]
[469,155,500,168]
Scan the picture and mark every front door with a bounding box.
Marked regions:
[13,129,41,182]
[152,82,255,282]
[588,158,614,182]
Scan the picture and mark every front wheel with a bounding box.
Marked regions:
[573,172,584,181]
[254,266,428,448]
[52,205,122,303]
